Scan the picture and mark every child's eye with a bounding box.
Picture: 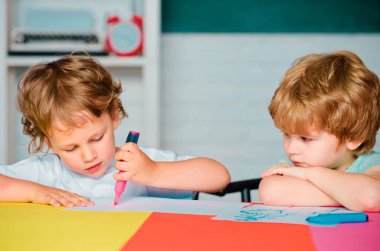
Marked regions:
[65,146,77,152]
[93,135,104,142]
[301,137,313,142]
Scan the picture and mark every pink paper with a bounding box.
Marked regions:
[310,212,380,251]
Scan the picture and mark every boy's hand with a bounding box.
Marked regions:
[261,163,309,180]
[30,183,94,207]
[114,142,157,184]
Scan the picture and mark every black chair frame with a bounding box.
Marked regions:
[194,178,262,202]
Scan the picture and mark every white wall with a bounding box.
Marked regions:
[160,34,380,201]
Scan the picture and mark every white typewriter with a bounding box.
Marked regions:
[9,8,106,55]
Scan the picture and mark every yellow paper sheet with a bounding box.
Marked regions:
[0,203,151,251]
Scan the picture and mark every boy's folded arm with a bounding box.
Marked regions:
[258,175,339,207]
[260,167,380,212]
[304,167,380,212]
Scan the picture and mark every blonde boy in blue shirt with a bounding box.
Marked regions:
[259,50,380,212]
[0,55,230,207]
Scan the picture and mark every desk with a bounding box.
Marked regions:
[1,202,379,251]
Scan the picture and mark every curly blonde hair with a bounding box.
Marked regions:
[269,50,380,156]
[17,55,127,153]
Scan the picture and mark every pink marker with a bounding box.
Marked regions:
[114,131,140,205]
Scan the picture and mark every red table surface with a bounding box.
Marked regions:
[123,212,380,251]
[122,212,316,251]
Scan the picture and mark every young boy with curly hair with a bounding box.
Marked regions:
[260,50,380,212]
[0,55,230,207]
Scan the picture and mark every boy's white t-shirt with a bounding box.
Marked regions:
[0,146,194,200]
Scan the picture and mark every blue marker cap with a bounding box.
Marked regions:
[306,212,368,225]
[126,131,140,143]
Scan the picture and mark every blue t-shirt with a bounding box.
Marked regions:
[279,151,380,173]
[0,146,195,200]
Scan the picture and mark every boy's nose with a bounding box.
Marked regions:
[81,146,96,162]
[285,140,299,155]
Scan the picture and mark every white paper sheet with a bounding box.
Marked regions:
[212,203,353,225]
[67,196,356,225]
[68,196,247,216]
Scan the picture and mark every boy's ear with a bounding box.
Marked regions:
[45,138,57,153]
[346,139,363,151]
[111,111,121,130]
[45,138,51,148]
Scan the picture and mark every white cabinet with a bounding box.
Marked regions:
[0,0,161,164]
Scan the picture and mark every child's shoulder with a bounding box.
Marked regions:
[3,153,64,174]
[7,153,60,166]
[357,151,380,164]
[0,153,64,180]
[348,151,380,173]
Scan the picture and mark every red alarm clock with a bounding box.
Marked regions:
[105,14,143,56]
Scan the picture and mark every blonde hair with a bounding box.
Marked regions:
[17,55,127,153]
[269,50,380,156]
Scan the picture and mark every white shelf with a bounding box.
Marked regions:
[6,55,146,68]
[0,0,161,164]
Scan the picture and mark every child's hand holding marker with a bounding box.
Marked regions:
[114,142,157,184]
[113,131,167,205]
[113,131,141,205]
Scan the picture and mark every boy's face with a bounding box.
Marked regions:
[47,110,120,178]
[282,128,357,171]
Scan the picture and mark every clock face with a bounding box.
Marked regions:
[110,22,141,53]
[106,15,143,56]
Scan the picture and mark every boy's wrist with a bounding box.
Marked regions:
[145,161,162,186]
[26,181,41,203]
[146,161,159,186]
[305,166,325,182]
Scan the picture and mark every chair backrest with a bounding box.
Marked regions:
[194,178,262,202]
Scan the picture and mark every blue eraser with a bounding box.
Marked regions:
[306,212,368,225]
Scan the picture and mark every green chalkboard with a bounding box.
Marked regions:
[162,0,380,33]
